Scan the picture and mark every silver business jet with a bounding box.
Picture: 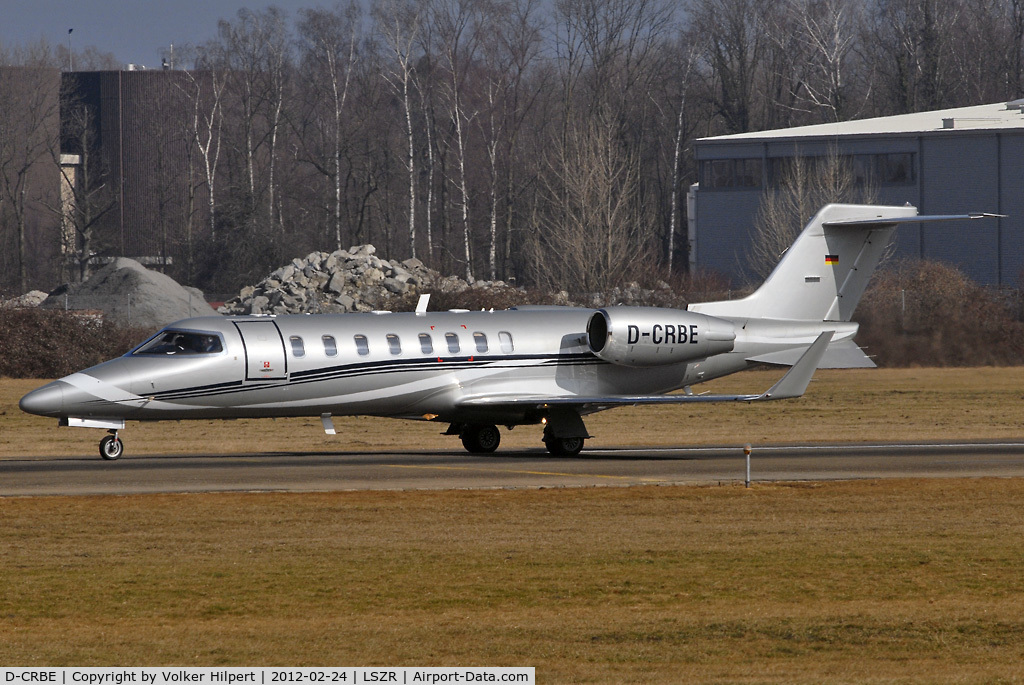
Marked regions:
[20,204,998,459]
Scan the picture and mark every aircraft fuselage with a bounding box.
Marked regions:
[22,308,751,428]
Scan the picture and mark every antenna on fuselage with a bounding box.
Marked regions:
[416,294,431,315]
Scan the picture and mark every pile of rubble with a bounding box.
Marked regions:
[38,258,218,328]
[0,290,48,309]
[219,244,522,315]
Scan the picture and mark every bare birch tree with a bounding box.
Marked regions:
[789,0,862,121]
[373,0,426,259]
[432,0,485,282]
[179,68,226,241]
[296,1,361,250]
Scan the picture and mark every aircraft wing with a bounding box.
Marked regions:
[457,331,833,410]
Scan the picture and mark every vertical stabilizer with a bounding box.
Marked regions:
[690,204,916,322]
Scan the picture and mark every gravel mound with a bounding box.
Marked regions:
[40,258,218,328]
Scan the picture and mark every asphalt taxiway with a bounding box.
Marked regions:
[3,441,1024,496]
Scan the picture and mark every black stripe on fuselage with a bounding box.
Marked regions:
[147,352,605,402]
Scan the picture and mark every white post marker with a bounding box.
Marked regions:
[744,443,752,488]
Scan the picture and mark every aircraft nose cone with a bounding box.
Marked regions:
[19,382,65,417]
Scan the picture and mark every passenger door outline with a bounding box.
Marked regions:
[234,320,288,381]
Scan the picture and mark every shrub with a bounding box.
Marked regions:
[855,261,1024,366]
[0,308,154,378]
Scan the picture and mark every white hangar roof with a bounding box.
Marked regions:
[699,100,1024,142]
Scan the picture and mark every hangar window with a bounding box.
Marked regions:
[354,334,369,356]
[768,153,916,189]
[322,335,337,357]
[445,332,460,354]
[700,158,762,190]
[290,336,305,358]
[419,333,433,354]
[133,330,223,355]
[386,333,402,355]
[473,332,488,353]
[499,331,514,353]
[878,152,915,184]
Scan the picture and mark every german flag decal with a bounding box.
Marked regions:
[825,254,839,264]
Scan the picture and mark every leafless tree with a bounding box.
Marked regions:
[473,0,545,280]
[749,149,878,280]
[58,98,117,282]
[374,0,426,260]
[530,117,653,294]
[860,0,964,113]
[0,57,61,292]
[432,0,486,282]
[688,0,769,134]
[666,44,697,273]
[296,1,362,251]
[205,7,292,233]
[178,68,226,242]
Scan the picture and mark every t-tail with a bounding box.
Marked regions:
[690,203,919,322]
[689,203,1001,368]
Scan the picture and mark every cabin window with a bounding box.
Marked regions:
[386,333,402,355]
[354,334,369,356]
[322,335,337,357]
[473,332,488,353]
[290,336,305,358]
[499,331,514,353]
[133,329,223,356]
[419,333,433,354]
[445,332,460,354]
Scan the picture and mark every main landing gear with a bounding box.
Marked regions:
[543,436,584,457]
[99,429,124,460]
[460,424,502,453]
[451,412,590,457]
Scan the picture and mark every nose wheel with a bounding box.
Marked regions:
[99,430,124,460]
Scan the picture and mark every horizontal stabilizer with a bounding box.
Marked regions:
[747,338,875,369]
[457,332,833,408]
[823,212,1004,228]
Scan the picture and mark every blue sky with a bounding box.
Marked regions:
[1,0,322,68]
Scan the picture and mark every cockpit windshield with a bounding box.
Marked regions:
[133,329,224,356]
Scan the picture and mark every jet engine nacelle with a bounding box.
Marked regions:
[586,306,736,367]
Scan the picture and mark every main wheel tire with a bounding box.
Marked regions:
[461,424,501,453]
[544,436,584,456]
[99,435,124,460]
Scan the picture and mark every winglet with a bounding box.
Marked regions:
[758,331,833,400]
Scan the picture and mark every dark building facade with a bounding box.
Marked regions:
[61,70,209,276]
[0,66,63,293]
[692,102,1024,288]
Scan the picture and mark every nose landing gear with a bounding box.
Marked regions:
[99,430,124,460]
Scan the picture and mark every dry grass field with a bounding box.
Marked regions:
[2,481,1024,681]
[3,369,1024,681]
